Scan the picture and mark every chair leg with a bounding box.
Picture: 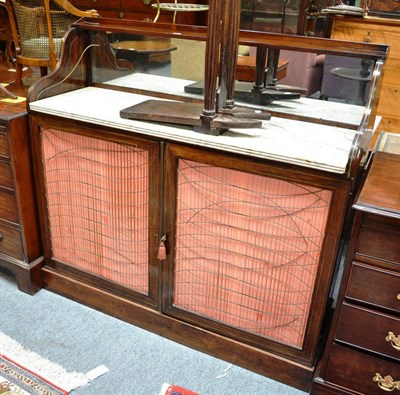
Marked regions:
[6,37,14,65]
[40,66,48,77]
[15,63,23,86]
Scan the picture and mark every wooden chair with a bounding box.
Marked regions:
[5,0,99,84]
[151,0,208,23]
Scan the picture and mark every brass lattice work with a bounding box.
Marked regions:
[41,128,150,295]
[173,159,332,347]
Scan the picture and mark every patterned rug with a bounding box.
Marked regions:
[0,332,90,395]
[0,354,67,395]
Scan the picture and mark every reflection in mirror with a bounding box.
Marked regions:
[108,34,206,82]
[110,34,178,77]
[319,55,373,106]
[107,34,373,108]
[96,32,372,133]
[240,0,302,34]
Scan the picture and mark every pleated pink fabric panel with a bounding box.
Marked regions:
[41,128,149,294]
[174,160,332,347]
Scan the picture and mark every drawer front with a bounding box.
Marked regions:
[0,223,24,261]
[0,131,9,159]
[346,262,400,314]
[121,10,157,21]
[332,23,399,53]
[357,217,400,264]
[0,189,18,223]
[377,117,400,135]
[380,58,400,87]
[377,84,400,118]
[68,1,118,18]
[336,303,400,361]
[121,0,152,11]
[70,0,112,9]
[0,161,13,189]
[326,344,400,394]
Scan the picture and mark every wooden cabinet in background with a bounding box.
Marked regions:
[0,100,42,294]
[240,0,309,35]
[312,151,400,394]
[69,0,207,24]
[70,0,156,21]
[330,16,400,143]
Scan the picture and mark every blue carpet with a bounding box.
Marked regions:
[0,270,307,395]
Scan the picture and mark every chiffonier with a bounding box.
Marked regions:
[312,146,400,394]
[329,16,400,144]
[25,17,388,391]
[0,95,41,294]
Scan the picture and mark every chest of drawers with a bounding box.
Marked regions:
[312,151,400,394]
[330,16,400,146]
[0,102,42,294]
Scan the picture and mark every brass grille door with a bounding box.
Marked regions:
[163,144,345,363]
[40,127,160,304]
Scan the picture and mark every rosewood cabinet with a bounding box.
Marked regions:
[312,150,400,394]
[28,108,354,390]
[0,99,41,294]
[26,18,387,392]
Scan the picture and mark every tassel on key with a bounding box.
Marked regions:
[158,235,167,260]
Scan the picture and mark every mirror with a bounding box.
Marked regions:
[107,33,374,110]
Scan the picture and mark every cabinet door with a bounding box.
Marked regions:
[37,125,161,306]
[162,144,349,364]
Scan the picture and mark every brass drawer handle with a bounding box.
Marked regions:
[386,332,400,351]
[0,233,3,242]
[397,293,400,301]
[373,373,400,392]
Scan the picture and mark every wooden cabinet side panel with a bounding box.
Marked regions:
[8,116,41,261]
